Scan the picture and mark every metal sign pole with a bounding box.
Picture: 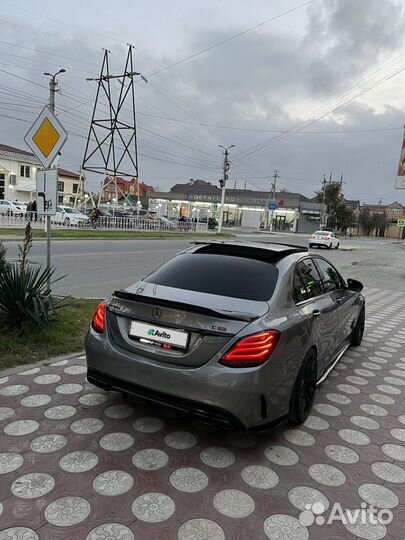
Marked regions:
[24,76,67,294]
[46,77,56,292]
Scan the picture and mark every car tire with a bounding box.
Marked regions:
[351,306,365,347]
[335,242,339,249]
[63,218,71,227]
[288,348,317,424]
[309,244,313,249]
[327,242,332,249]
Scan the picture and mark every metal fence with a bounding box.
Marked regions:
[0,213,209,233]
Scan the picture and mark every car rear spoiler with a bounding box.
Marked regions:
[112,290,258,322]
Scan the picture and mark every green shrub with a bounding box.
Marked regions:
[0,264,65,334]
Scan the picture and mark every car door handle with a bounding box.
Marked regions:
[312,309,321,319]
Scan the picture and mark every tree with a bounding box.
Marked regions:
[359,208,374,236]
[359,208,388,236]
[335,204,356,231]
[314,182,355,230]
[372,212,389,237]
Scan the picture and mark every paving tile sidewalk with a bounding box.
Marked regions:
[0,287,404,540]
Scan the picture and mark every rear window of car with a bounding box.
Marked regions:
[313,231,330,236]
[144,253,279,301]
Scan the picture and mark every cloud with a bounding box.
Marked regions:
[0,0,404,203]
[303,0,404,94]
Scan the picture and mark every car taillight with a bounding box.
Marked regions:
[219,330,280,368]
[91,303,105,333]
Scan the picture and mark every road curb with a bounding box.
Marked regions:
[0,235,233,242]
[0,351,85,378]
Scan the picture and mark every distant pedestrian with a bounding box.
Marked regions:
[31,200,37,222]
[90,206,101,227]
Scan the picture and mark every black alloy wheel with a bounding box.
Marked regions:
[289,349,317,424]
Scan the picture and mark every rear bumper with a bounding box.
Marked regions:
[85,329,291,430]
[87,367,244,430]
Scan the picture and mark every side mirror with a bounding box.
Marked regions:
[347,278,363,292]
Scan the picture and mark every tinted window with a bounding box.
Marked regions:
[314,258,343,292]
[296,259,323,299]
[293,267,309,303]
[144,253,279,301]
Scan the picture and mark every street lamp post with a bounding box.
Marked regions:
[218,144,234,234]
[43,69,66,114]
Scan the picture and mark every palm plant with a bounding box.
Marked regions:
[0,223,66,333]
[0,264,65,333]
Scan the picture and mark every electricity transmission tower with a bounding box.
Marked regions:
[82,45,146,208]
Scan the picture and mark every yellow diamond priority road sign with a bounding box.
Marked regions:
[24,106,68,168]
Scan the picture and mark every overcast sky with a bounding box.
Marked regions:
[1,0,405,203]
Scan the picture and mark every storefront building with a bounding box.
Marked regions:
[148,180,321,233]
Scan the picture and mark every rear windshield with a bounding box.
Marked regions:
[144,253,278,301]
[314,231,330,235]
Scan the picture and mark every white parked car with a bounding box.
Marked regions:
[0,200,27,216]
[53,206,89,226]
[309,230,340,249]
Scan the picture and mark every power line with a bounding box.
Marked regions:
[147,0,316,76]
[0,16,108,56]
[0,38,100,67]
[234,54,405,162]
[0,50,98,78]
[0,1,128,47]
[134,112,403,134]
[234,59,405,164]
[0,67,49,90]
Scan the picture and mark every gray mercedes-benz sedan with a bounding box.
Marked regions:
[85,241,365,430]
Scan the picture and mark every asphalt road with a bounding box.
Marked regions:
[4,233,404,298]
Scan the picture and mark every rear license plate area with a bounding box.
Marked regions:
[129,320,189,350]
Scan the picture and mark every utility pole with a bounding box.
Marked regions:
[268,169,279,233]
[217,144,234,234]
[43,68,66,292]
[321,174,327,228]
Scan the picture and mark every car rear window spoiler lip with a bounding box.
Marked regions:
[113,289,259,322]
[191,241,307,261]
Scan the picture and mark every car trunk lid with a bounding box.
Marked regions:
[106,282,269,368]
